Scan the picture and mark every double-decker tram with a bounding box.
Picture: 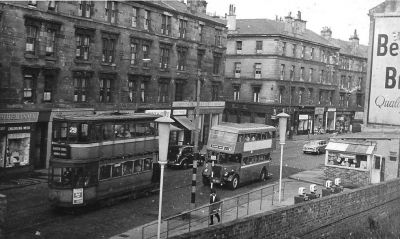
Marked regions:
[48,112,160,208]
[202,122,276,190]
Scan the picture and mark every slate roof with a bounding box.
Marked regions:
[233,18,337,48]
[144,0,226,25]
[328,38,368,58]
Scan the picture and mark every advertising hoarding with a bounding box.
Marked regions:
[368,16,400,125]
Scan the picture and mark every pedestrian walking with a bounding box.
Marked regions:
[209,188,221,225]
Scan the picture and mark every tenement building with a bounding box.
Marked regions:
[223,6,367,136]
[0,0,226,174]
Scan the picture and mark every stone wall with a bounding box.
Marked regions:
[324,166,370,186]
[170,178,400,239]
[0,194,6,239]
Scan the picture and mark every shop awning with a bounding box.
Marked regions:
[170,125,183,132]
[173,116,195,131]
[326,142,375,155]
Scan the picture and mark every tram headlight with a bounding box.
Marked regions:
[224,172,229,176]
[203,168,208,173]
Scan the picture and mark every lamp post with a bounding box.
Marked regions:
[277,112,289,203]
[155,116,174,239]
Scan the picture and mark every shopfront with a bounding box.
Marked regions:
[314,107,325,133]
[336,110,353,133]
[325,108,336,133]
[296,107,314,135]
[0,112,39,174]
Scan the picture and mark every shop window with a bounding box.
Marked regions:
[5,133,30,168]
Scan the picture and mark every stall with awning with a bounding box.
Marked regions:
[325,142,375,155]
[173,116,195,131]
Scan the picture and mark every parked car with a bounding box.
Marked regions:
[303,140,327,154]
[167,145,205,169]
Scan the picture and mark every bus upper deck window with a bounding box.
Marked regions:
[237,135,243,142]
[103,123,114,140]
[261,133,267,140]
[79,123,89,142]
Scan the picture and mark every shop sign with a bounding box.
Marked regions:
[73,188,84,205]
[368,16,400,125]
[145,109,171,117]
[315,107,325,115]
[8,126,31,131]
[0,112,38,124]
[354,111,364,120]
[327,108,336,112]
[172,109,187,116]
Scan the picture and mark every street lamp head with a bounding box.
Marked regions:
[155,116,175,163]
[277,112,290,144]
[142,58,152,62]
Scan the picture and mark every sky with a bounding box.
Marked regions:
[206,0,384,45]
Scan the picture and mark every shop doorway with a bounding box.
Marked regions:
[371,155,385,183]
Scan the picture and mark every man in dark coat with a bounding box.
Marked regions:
[209,188,221,225]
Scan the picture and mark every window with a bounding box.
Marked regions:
[290,65,295,81]
[280,64,285,80]
[132,7,138,27]
[140,82,146,103]
[76,33,90,61]
[175,81,184,101]
[308,88,314,104]
[321,50,325,63]
[279,88,284,103]
[347,76,352,89]
[199,24,204,42]
[300,67,305,81]
[357,77,362,90]
[99,78,112,103]
[253,86,260,103]
[142,42,150,67]
[301,45,305,58]
[340,75,346,89]
[197,50,204,70]
[78,1,92,18]
[73,71,90,102]
[256,41,263,53]
[48,1,57,10]
[340,93,345,107]
[282,42,287,56]
[128,76,137,102]
[45,28,56,57]
[292,44,297,57]
[255,63,261,79]
[329,91,333,106]
[158,80,169,103]
[28,0,37,7]
[236,41,242,53]
[311,48,314,59]
[161,14,171,35]
[179,19,187,39]
[213,53,222,75]
[130,41,138,65]
[105,1,117,23]
[319,70,323,83]
[211,83,220,101]
[291,87,296,105]
[318,90,323,105]
[26,25,38,54]
[177,47,187,71]
[299,88,304,104]
[144,10,151,30]
[233,85,240,101]
[215,29,222,46]
[23,74,35,103]
[159,45,170,69]
[102,34,117,64]
[309,68,313,82]
[43,75,53,102]
[234,62,241,78]
[357,94,363,107]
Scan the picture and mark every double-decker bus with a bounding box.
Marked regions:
[202,122,276,190]
[48,112,160,208]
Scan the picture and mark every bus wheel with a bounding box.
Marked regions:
[202,176,210,186]
[182,160,189,169]
[259,169,268,181]
[229,175,239,190]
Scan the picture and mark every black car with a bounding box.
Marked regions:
[167,145,204,169]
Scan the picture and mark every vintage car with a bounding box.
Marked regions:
[303,140,327,154]
[167,145,204,169]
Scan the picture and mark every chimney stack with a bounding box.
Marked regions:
[321,26,332,40]
[293,11,306,35]
[227,4,236,32]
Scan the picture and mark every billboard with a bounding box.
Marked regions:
[368,16,400,125]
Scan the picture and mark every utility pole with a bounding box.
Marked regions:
[191,74,201,209]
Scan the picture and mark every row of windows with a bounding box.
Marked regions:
[99,158,153,180]
[26,1,223,45]
[237,132,276,142]
[52,121,157,143]
[22,70,223,104]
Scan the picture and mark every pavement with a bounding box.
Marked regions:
[0,169,48,191]
[109,166,343,239]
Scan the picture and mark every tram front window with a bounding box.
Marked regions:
[50,165,98,188]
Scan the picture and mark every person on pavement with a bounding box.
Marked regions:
[209,188,221,225]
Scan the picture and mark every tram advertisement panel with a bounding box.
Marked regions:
[368,16,400,125]
[73,188,84,205]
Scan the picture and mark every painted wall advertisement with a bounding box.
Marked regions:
[368,16,400,125]
[73,188,84,205]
